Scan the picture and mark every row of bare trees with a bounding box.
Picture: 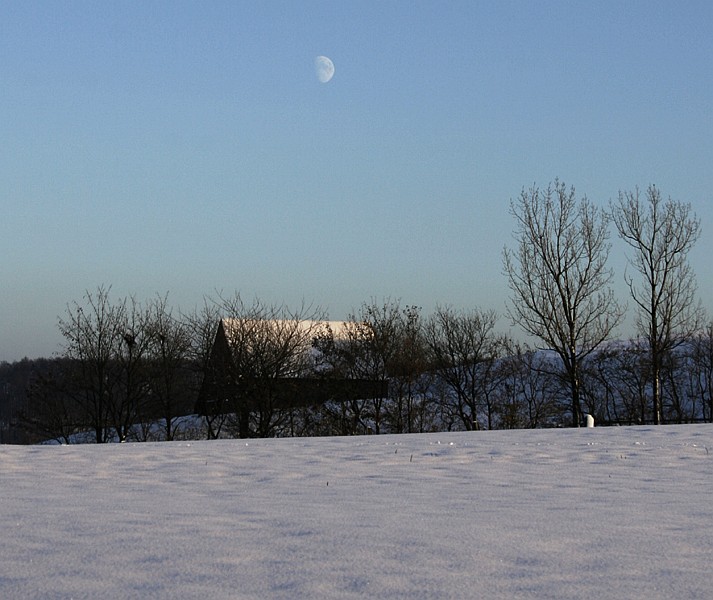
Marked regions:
[23,289,219,443]
[6,181,705,441]
[16,293,549,441]
[11,290,713,443]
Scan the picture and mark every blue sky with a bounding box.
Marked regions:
[2,1,712,361]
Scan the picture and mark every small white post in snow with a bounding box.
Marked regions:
[586,414,595,428]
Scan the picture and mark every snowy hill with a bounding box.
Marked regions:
[2,425,713,599]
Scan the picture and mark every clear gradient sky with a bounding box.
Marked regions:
[2,1,712,361]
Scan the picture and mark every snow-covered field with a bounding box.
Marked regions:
[2,425,713,599]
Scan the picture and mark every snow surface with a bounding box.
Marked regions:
[2,425,713,599]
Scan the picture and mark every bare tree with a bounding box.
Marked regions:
[612,185,703,424]
[386,305,434,433]
[503,180,623,426]
[110,296,153,442]
[424,306,507,430]
[349,300,431,434]
[58,288,160,442]
[58,286,126,443]
[310,323,368,436]
[314,299,428,435]
[332,300,404,434]
[215,294,325,438]
[143,295,193,441]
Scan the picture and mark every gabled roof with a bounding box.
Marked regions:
[219,318,351,342]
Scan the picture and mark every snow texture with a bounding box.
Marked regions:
[2,425,713,599]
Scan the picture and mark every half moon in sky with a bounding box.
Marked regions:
[315,55,335,83]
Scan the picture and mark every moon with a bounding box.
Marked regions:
[315,55,335,83]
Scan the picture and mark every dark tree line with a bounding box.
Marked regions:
[1,182,706,443]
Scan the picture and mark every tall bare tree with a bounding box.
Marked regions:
[503,180,623,426]
[612,185,702,424]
